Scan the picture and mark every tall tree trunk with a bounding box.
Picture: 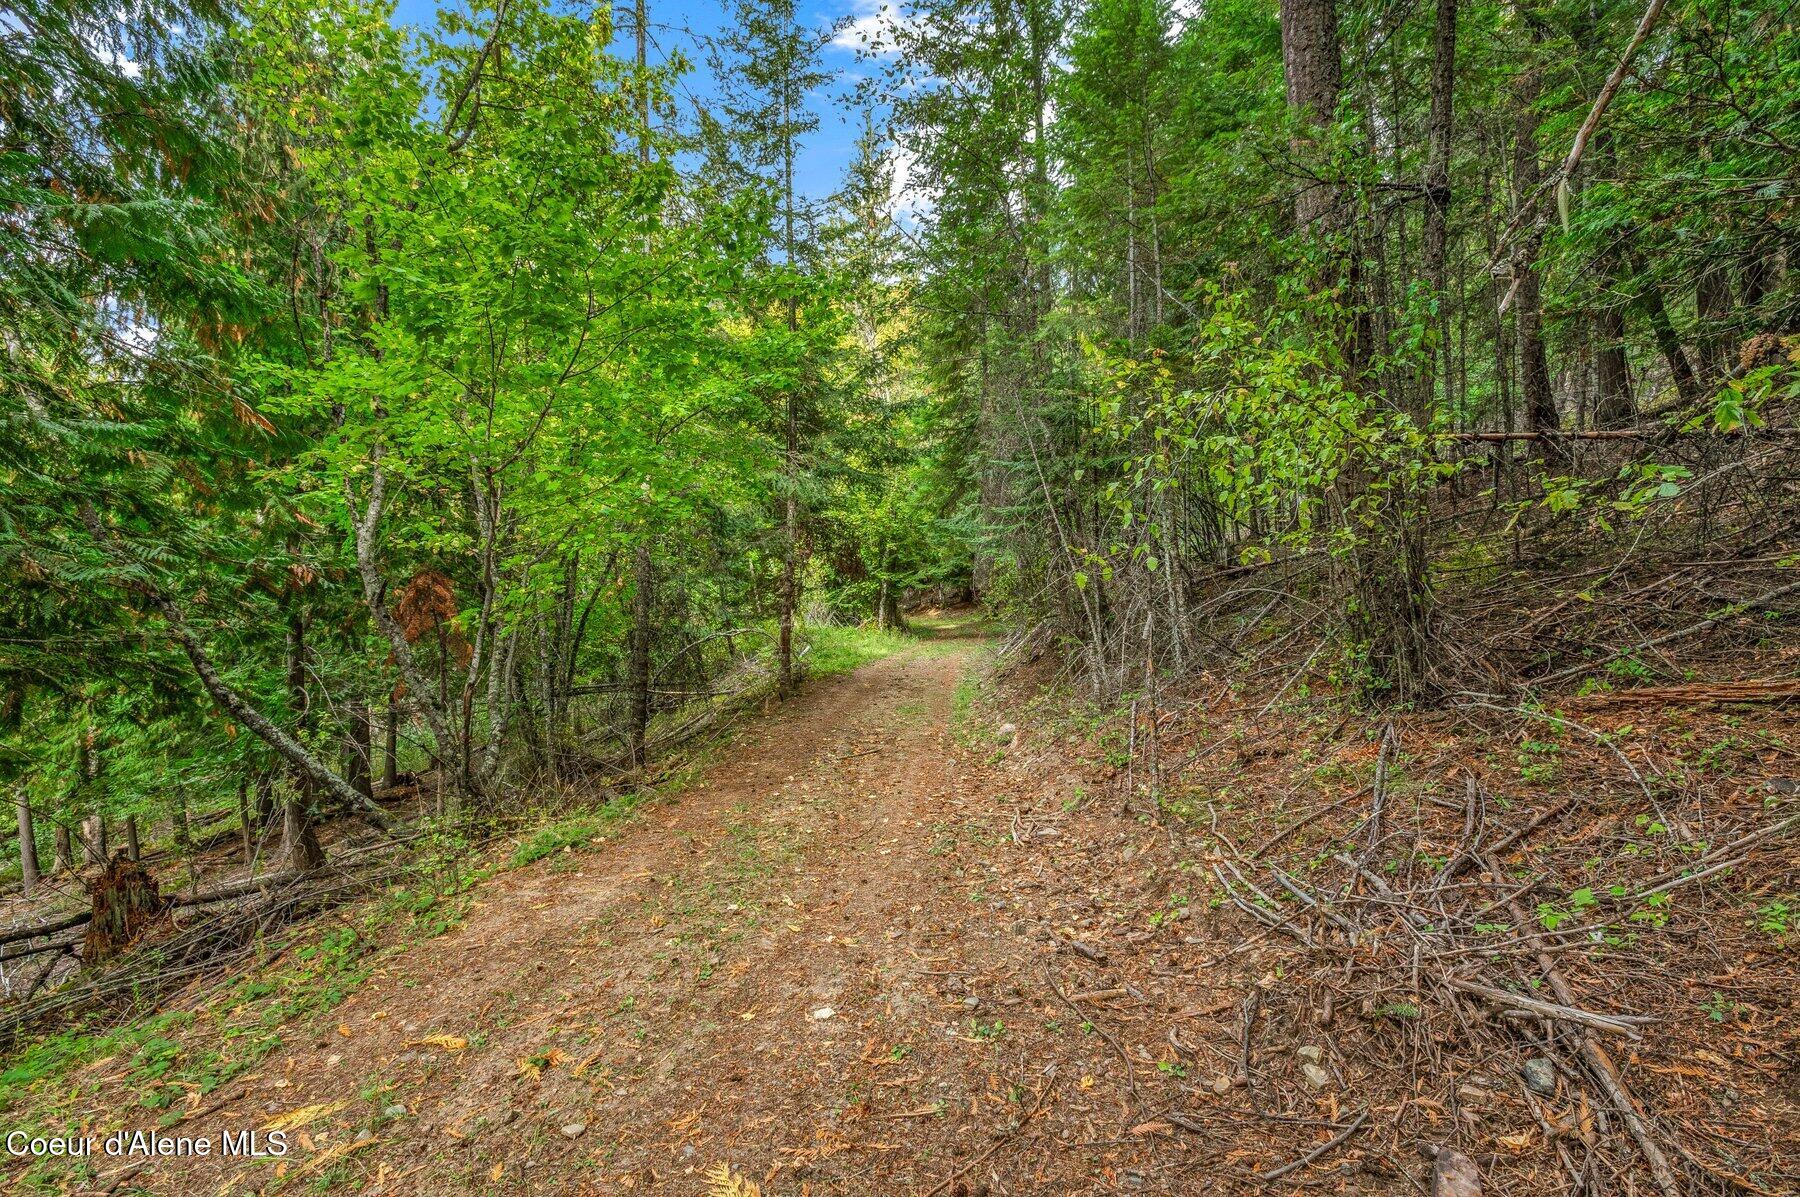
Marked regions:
[1594,301,1633,425]
[15,789,37,897]
[1740,233,1773,312]
[255,771,276,826]
[80,815,106,868]
[775,12,802,698]
[281,798,324,873]
[1695,264,1733,385]
[284,610,325,867]
[1640,272,1702,405]
[382,695,399,790]
[628,541,654,770]
[123,814,139,862]
[76,728,105,867]
[238,777,254,865]
[52,823,72,875]
[1510,38,1560,457]
[1281,0,1342,231]
[344,700,372,801]
[1591,131,1633,426]
[1,686,30,896]
[1420,0,1457,419]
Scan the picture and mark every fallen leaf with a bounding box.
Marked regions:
[704,1162,762,1196]
[297,1135,378,1176]
[406,1034,468,1052]
[264,1101,349,1132]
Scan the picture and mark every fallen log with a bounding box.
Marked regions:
[0,869,305,954]
[0,909,93,949]
[1567,679,1800,707]
[170,871,301,908]
[0,937,81,966]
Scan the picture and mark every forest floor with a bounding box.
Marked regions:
[3,611,1796,1196]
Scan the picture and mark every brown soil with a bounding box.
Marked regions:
[24,618,1799,1197]
[63,625,1142,1195]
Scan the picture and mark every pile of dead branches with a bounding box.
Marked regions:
[0,840,417,1050]
[1201,725,1798,1196]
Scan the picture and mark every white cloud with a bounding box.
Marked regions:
[888,139,932,227]
[832,0,912,58]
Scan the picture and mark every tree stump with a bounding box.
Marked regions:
[82,851,167,963]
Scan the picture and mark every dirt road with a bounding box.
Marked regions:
[18,621,1796,1197]
[96,622,1153,1196]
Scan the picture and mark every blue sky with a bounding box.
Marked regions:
[389,0,889,202]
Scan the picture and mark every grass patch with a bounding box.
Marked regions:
[508,794,648,868]
[801,623,912,677]
[0,892,429,1192]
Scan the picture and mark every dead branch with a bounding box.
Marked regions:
[1536,576,1800,686]
[1257,1108,1370,1181]
[1442,976,1652,1038]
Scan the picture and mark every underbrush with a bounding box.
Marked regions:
[0,865,470,1192]
[994,637,1799,1194]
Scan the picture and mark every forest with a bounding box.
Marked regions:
[1,0,1797,1191]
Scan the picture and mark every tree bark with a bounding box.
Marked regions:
[628,541,654,770]
[382,695,399,790]
[1281,0,1342,230]
[1420,0,1457,418]
[15,790,37,897]
[1594,301,1633,426]
[1510,39,1560,456]
[80,815,106,868]
[83,853,165,963]
[1590,131,1633,427]
[238,777,254,864]
[282,611,328,869]
[255,771,276,826]
[1696,264,1733,385]
[1741,233,1773,312]
[1640,274,1702,405]
[344,700,373,801]
[281,798,324,873]
[51,823,72,875]
[123,814,139,862]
